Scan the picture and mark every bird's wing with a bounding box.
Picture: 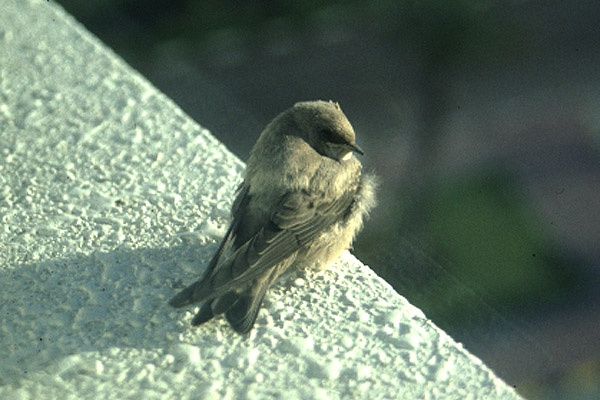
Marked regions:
[169,186,356,308]
[199,183,250,280]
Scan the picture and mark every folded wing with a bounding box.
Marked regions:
[169,182,357,332]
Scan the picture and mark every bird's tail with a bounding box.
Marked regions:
[225,284,269,334]
[184,284,268,334]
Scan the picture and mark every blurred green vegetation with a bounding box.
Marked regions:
[425,172,556,302]
[355,170,577,329]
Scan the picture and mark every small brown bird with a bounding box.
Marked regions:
[169,100,376,333]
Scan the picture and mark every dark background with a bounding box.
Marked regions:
[55,1,600,398]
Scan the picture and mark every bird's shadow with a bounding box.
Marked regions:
[0,240,234,386]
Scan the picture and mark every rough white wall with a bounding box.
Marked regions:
[0,1,522,398]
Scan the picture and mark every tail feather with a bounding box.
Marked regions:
[224,260,291,333]
[168,284,198,308]
[190,291,239,326]
[211,291,239,315]
[171,258,292,333]
[225,293,265,334]
[191,301,215,326]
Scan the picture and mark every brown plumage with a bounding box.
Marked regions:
[169,100,377,333]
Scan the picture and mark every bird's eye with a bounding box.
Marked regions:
[320,128,334,141]
[320,128,346,145]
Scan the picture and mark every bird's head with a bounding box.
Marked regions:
[292,100,364,162]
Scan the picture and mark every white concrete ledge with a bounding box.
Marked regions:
[0,1,522,398]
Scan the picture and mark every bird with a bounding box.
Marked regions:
[169,100,377,334]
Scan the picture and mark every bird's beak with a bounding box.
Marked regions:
[346,143,364,156]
